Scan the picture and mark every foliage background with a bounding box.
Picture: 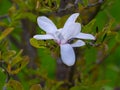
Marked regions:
[0,0,120,90]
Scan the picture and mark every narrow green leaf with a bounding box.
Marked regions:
[0,51,1,60]
[19,56,29,69]
[82,19,96,33]
[13,12,37,22]
[0,27,14,41]
[2,50,16,62]
[11,50,23,66]
[96,19,114,43]
[10,56,29,74]
[51,81,64,90]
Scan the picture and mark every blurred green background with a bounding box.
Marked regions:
[0,0,120,90]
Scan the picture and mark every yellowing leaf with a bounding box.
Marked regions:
[7,80,24,90]
[0,21,7,27]
[9,56,29,74]
[0,27,14,41]
[2,50,16,62]
[11,50,23,66]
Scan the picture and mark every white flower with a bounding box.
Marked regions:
[33,13,95,66]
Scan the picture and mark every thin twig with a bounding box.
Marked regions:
[0,61,10,90]
[89,42,120,74]
[0,15,8,20]
[96,42,120,65]
[0,15,11,22]
[88,0,104,7]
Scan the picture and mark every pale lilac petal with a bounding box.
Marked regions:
[33,34,54,40]
[64,13,79,27]
[37,16,57,33]
[71,40,85,47]
[74,33,95,40]
[61,23,81,40]
[60,44,75,66]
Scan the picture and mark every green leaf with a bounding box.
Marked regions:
[9,56,29,74]
[11,50,23,66]
[6,80,24,90]
[2,50,16,62]
[19,56,29,69]
[0,51,1,60]
[0,39,9,52]
[70,86,90,90]
[12,12,37,22]
[0,22,7,27]
[12,0,28,10]
[116,31,120,42]
[102,86,113,90]
[30,84,42,90]
[96,19,114,43]
[70,79,109,90]
[82,19,96,33]
[0,27,14,41]
[0,0,12,15]
[51,81,64,90]
[30,38,46,48]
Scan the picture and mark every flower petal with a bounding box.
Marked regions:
[33,34,54,40]
[64,13,79,28]
[61,23,81,41]
[74,33,95,40]
[60,44,75,66]
[37,16,57,33]
[71,40,85,47]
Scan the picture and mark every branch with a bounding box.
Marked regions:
[89,42,120,74]
[21,19,38,69]
[0,61,10,90]
[0,15,11,22]
[96,42,120,65]
[0,15,8,20]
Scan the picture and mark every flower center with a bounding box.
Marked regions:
[55,31,65,45]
